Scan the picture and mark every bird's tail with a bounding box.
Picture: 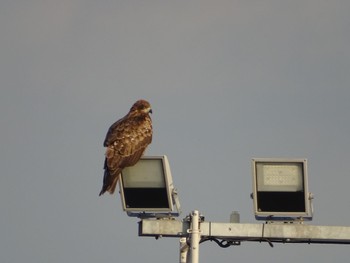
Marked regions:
[99,160,121,196]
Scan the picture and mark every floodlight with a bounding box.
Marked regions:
[119,155,181,218]
[252,158,313,221]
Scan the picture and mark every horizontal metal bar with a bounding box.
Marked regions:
[139,219,189,237]
[201,222,350,244]
[139,219,350,244]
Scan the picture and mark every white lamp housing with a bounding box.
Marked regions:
[119,155,181,218]
[252,158,313,221]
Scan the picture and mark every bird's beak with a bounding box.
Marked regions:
[149,108,153,114]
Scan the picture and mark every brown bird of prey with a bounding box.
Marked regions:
[99,99,153,196]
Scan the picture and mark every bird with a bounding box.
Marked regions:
[99,99,153,196]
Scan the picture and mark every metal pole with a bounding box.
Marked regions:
[179,237,188,263]
[189,210,201,263]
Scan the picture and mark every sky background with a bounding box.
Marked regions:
[1,0,350,262]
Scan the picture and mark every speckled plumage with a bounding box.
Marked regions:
[99,100,153,196]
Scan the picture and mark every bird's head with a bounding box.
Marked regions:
[129,99,152,116]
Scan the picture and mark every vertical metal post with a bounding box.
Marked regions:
[179,237,188,263]
[189,210,201,263]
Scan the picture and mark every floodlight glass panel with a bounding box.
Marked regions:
[122,159,165,188]
[256,163,303,192]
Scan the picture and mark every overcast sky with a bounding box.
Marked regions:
[1,1,350,262]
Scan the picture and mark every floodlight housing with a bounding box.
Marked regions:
[119,155,181,218]
[252,158,313,221]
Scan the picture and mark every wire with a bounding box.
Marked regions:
[200,237,240,248]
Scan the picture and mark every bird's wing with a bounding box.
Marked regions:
[105,115,152,165]
[103,117,125,147]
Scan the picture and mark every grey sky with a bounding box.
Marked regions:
[1,0,350,262]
